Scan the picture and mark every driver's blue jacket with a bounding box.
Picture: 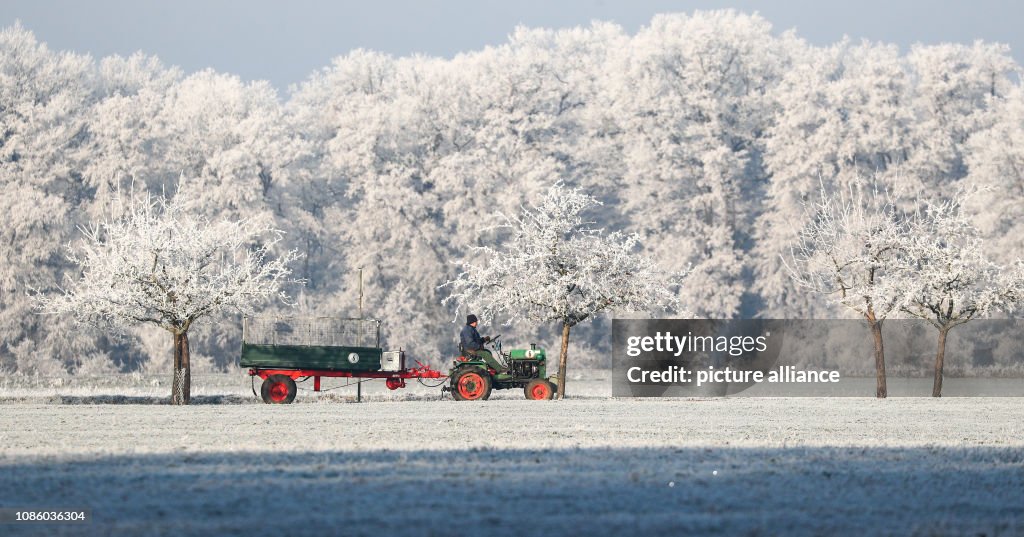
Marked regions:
[460,324,484,352]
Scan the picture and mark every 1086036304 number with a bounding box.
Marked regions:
[18,511,86,522]
[0,508,91,523]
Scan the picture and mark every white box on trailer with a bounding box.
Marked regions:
[381,350,405,372]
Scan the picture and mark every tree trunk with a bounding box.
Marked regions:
[556,322,571,400]
[932,327,949,398]
[869,319,887,399]
[171,331,191,405]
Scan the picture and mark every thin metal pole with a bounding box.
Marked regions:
[357,268,364,403]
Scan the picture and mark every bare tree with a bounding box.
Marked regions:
[443,183,682,399]
[902,194,1024,396]
[786,181,910,398]
[37,191,300,404]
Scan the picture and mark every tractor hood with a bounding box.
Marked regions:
[507,347,546,360]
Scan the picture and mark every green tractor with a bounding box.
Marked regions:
[447,336,557,401]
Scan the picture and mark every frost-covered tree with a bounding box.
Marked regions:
[963,85,1024,264]
[443,184,681,398]
[289,34,607,358]
[904,42,1016,189]
[0,24,103,373]
[759,40,1015,317]
[159,71,302,223]
[759,41,915,318]
[902,194,1024,396]
[610,11,786,318]
[36,191,300,404]
[293,51,461,355]
[158,71,309,360]
[82,53,182,210]
[786,181,910,398]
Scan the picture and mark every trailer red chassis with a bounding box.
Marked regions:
[248,361,446,403]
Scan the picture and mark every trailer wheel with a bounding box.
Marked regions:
[261,375,297,404]
[452,367,491,401]
[524,379,555,400]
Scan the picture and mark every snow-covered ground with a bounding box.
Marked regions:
[1,374,1022,536]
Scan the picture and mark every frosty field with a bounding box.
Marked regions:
[0,374,1022,537]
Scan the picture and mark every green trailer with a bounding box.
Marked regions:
[241,317,444,403]
[240,317,384,371]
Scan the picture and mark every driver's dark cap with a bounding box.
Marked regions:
[467,314,478,325]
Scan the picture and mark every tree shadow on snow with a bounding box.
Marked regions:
[0,446,1021,536]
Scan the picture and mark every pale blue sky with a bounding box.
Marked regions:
[3,0,1021,91]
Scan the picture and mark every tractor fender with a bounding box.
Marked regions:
[451,359,487,371]
[451,363,490,378]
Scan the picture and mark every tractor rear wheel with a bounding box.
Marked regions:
[524,379,555,400]
[261,374,297,404]
[452,367,491,401]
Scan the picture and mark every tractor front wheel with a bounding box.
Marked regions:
[524,379,555,400]
[261,374,297,404]
[452,367,492,401]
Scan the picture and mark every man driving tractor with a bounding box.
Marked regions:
[460,314,498,368]
[449,313,556,401]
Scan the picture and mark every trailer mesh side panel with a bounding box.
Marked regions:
[243,317,381,348]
